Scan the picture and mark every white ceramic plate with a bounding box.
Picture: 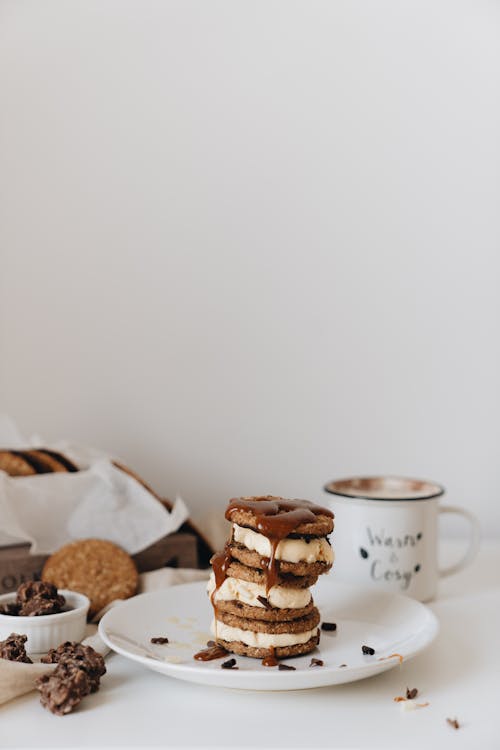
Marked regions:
[99,579,438,691]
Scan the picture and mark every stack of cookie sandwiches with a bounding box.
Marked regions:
[207,496,334,665]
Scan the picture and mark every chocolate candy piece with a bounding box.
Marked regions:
[0,602,21,616]
[16,581,66,617]
[0,633,32,663]
[17,580,58,604]
[362,645,375,655]
[36,663,91,715]
[41,642,106,692]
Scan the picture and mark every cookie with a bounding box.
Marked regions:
[42,539,138,617]
[28,449,78,473]
[215,606,320,634]
[0,449,78,476]
[225,560,319,589]
[0,450,38,476]
[214,597,315,622]
[216,632,320,660]
[228,544,332,578]
[226,496,334,538]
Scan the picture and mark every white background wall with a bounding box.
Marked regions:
[1,0,499,539]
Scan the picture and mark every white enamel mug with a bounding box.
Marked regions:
[324,476,481,601]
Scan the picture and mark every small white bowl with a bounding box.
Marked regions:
[0,590,90,655]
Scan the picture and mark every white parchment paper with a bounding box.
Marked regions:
[0,416,188,554]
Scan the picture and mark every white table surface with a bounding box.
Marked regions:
[3,540,500,750]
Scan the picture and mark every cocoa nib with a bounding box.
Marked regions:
[362,645,375,655]
[150,637,169,645]
[309,658,324,667]
[406,687,418,700]
[221,658,238,669]
[321,622,337,632]
[278,663,296,671]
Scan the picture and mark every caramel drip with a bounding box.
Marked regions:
[194,645,229,662]
[210,545,232,607]
[266,539,280,594]
[226,496,333,593]
[261,647,279,667]
[209,544,233,644]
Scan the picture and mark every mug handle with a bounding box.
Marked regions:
[438,505,481,577]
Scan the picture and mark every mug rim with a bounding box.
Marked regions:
[323,475,445,502]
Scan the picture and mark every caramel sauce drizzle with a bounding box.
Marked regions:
[261,647,279,667]
[194,645,229,662]
[210,545,232,607]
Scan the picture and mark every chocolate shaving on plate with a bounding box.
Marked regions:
[150,637,169,645]
[278,663,296,671]
[406,687,418,700]
[309,658,324,667]
[221,658,238,669]
[361,645,375,655]
[321,622,337,631]
[446,718,460,730]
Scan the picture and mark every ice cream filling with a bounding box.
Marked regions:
[212,619,318,649]
[232,524,333,564]
[207,572,312,609]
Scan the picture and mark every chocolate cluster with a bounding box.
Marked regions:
[0,581,66,617]
[0,633,32,663]
[36,641,106,715]
[41,642,106,692]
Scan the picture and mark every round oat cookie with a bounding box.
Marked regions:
[216,606,320,634]
[226,496,334,538]
[42,539,138,617]
[214,597,315,622]
[216,631,320,660]
[228,544,332,579]
[226,560,319,589]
